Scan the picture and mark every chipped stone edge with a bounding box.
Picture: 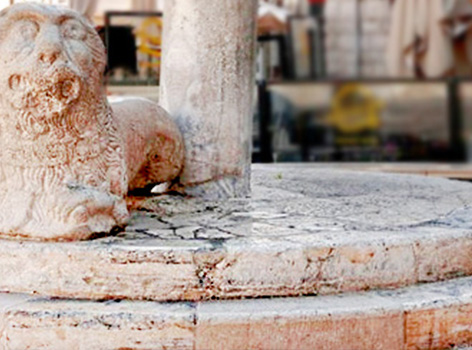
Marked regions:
[0,226,470,301]
[1,277,472,349]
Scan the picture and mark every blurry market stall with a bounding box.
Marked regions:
[255,0,472,164]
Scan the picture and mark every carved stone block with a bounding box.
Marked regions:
[0,3,184,241]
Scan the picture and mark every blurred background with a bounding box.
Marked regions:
[4,0,472,172]
[255,0,472,167]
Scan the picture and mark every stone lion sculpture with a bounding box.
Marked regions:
[0,3,184,241]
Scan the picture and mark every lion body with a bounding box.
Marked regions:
[0,3,184,240]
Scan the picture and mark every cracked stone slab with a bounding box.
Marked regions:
[2,165,472,301]
[1,277,472,349]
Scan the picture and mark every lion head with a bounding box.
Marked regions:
[0,3,106,121]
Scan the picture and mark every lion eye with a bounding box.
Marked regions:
[61,19,86,41]
[18,20,39,41]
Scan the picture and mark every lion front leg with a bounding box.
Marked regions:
[0,188,37,238]
[0,184,128,241]
[50,184,129,241]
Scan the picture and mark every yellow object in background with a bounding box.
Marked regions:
[135,17,162,59]
[326,84,383,134]
[135,17,162,46]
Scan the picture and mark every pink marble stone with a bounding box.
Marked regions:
[0,3,184,241]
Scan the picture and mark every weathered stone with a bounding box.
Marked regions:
[0,277,472,349]
[3,298,195,350]
[160,0,258,199]
[197,304,404,350]
[196,277,472,350]
[401,277,472,350]
[405,304,472,350]
[0,3,184,241]
[0,166,470,301]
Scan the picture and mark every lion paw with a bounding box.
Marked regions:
[0,185,129,241]
[55,185,129,241]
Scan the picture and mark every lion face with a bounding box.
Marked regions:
[0,3,106,120]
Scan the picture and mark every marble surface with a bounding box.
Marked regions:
[0,165,472,300]
[0,3,183,241]
[128,164,472,241]
[1,276,472,349]
[160,0,257,198]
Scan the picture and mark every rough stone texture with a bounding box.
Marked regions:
[400,277,472,350]
[0,3,184,241]
[197,277,472,350]
[3,298,195,349]
[160,0,257,198]
[405,304,472,350]
[1,277,472,349]
[0,165,471,300]
[197,302,404,350]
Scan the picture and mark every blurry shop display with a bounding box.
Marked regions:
[254,0,472,163]
[257,34,291,81]
[255,82,456,162]
[289,16,324,79]
[257,3,291,81]
[257,0,392,79]
[104,11,162,85]
[325,84,382,147]
[257,0,325,79]
[258,0,472,80]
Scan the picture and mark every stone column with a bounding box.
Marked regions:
[159,0,258,199]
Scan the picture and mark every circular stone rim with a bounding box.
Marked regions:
[0,164,471,301]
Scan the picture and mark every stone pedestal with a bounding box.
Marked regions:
[160,0,258,199]
[1,278,472,350]
[1,165,472,348]
[1,165,472,301]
